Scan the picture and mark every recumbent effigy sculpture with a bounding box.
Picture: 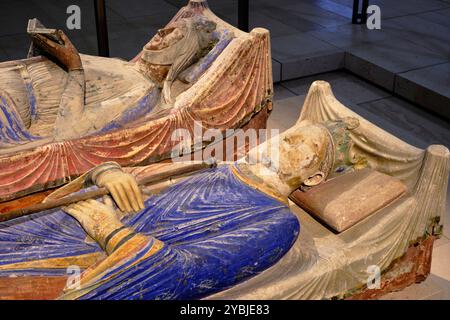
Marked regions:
[0,0,448,300]
[0,0,273,202]
[0,113,357,299]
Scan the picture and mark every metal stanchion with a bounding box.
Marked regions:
[352,0,369,24]
[94,0,110,57]
[238,0,249,32]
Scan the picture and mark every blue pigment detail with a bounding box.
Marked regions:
[24,82,37,121]
[0,96,40,144]
[181,30,233,84]
[97,89,160,134]
[0,166,300,299]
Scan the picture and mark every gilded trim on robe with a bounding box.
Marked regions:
[231,164,289,205]
[60,236,164,300]
[0,252,105,271]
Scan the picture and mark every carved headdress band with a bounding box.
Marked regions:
[319,117,360,180]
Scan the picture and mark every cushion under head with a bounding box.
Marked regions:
[290,168,407,233]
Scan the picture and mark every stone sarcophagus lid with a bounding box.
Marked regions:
[0,0,273,202]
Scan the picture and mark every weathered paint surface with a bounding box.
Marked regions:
[179,30,233,84]
[0,94,39,143]
[206,81,449,300]
[0,166,299,300]
[0,2,273,202]
[346,235,435,300]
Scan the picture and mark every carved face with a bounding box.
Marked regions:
[145,25,186,51]
[276,125,331,188]
[193,16,217,33]
[192,16,217,48]
[144,16,216,52]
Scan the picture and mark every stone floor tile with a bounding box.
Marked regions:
[382,15,450,57]
[381,275,447,300]
[268,95,305,133]
[415,8,450,29]
[272,2,349,29]
[345,38,448,90]
[357,96,450,149]
[271,33,344,80]
[273,84,296,101]
[308,24,394,49]
[249,12,300,38]
[272,59,282,83]
[281,51,345,81]
[395,63,450,120]
[435,236,450,248]
[369,0,450,19]
[309,0,353,19]
[282,70,391,104]
[431,242,450,281]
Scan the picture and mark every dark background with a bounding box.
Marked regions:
[0,0,236,61]
[0,0,361,61]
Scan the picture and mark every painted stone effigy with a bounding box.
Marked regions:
[0,111,357,299]
[0,0,273,202]
[0,0,448,301]
[0,80,448,300]
[208,81,449,300]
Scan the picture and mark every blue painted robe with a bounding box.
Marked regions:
[0,166,299,299]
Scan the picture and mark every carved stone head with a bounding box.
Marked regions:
[277,124,333,190]
[191,16,217,47]
[249,117,360,193]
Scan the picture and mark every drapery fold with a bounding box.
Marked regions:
[207,81,449,300]
[0,25,272,202]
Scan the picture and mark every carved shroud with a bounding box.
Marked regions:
[0,1,273,202]
[207,81,449,300]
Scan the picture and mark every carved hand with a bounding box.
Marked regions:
[94,169,145,213]
[31,30,82,71]
[63,198,124,248]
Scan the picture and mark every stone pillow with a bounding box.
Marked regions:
[290,168,407,232]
